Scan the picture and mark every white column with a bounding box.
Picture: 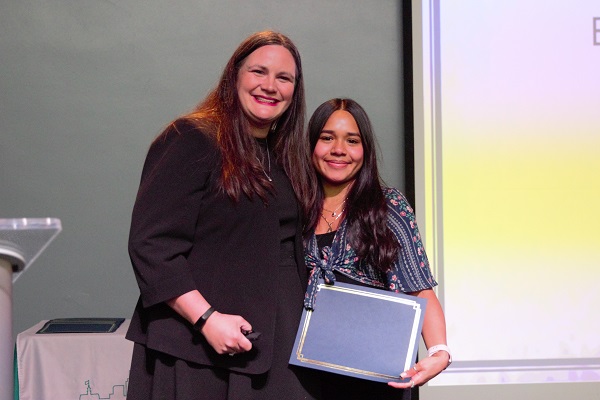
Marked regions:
[0,258,14,400]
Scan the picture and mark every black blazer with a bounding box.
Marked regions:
[126,120,308,374]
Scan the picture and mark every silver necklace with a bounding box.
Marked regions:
[322,198,347,218]
[321,207,345,233]
[256,146,272,182]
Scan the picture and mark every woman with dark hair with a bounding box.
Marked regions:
[126,31,320,400]
[304,98,450,399]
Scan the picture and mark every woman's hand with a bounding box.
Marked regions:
[388,287,451,389]
[387,351,451,389]
[200,311,254,355]
[166,290,254,355]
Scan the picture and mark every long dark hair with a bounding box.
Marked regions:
[307,98,399,272]
[175,31,313,212]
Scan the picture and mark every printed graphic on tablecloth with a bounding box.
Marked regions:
[78,379,128,399]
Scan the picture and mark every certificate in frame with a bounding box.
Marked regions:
[290,282,426,383]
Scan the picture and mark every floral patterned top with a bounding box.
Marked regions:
[304,187,437,310]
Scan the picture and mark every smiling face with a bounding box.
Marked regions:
[312,110,364,191]
[236,45,297,137]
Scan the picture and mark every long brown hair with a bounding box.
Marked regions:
[175,31,313,212]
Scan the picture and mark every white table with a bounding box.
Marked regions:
[15,319,133,400]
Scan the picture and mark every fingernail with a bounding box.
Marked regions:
[400,372,407,378]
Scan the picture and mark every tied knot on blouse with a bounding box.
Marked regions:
[304,220,360,310]
[304,245,341,310]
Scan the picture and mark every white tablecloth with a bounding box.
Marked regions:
[15,319,133,400]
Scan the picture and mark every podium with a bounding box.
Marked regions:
[0,218,61,400]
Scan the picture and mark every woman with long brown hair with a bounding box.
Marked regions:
[304,98,450,399]
[126,31,319,400]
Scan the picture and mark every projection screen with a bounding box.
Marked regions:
[413,0,600,385]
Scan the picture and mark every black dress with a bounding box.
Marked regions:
[126,134,321,400]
